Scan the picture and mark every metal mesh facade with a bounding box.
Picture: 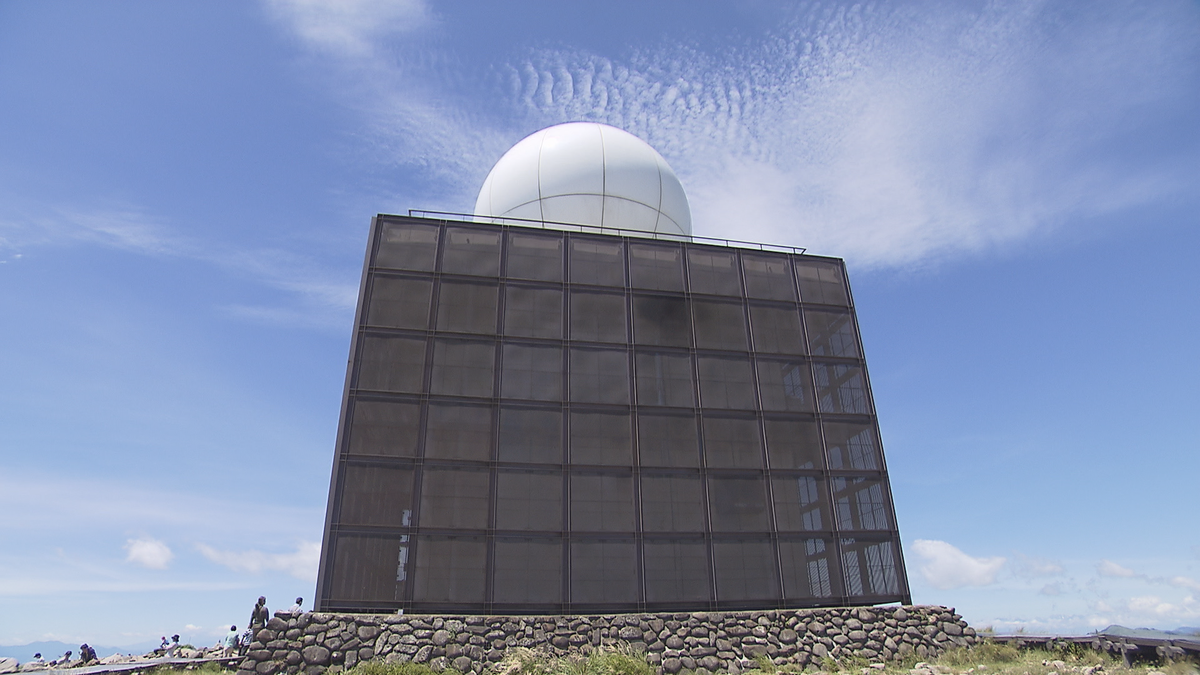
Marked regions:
[315,214,910,614]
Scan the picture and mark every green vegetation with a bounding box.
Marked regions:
[151,642,1197,675]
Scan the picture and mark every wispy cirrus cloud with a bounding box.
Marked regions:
[265,0,1200,268]
[0,201,358,326]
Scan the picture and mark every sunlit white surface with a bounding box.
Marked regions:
[474,122,692,235]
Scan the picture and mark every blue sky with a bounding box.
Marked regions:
[2,0,1199,650]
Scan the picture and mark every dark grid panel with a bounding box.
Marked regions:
[318,215,909,613]
[570,539,640,605]
[504,286,563,339]
[346,399,421,457]
[628,242,685,292]
[329,534,405,603]
[779,538,838,600]
[505,230,563,282]
[441,226,501,277]
[841,537,903,597]
[643,540,712,603]
[569,290,628,343]
[366,276,432,330]
[498,407,562,464]
[713,539,781,602]
[641,474,705,532]
[493,537,564,605]
[411,535,487,604]
[337,464,415,527]
[795,258,850,306]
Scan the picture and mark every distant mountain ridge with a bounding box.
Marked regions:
[0,640,159,664]
[1096,625,1200,640]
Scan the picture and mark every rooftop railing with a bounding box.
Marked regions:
[406,209,808,256]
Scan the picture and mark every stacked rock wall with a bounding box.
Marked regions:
[239,606,976,675]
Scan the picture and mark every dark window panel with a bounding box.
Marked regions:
[425,403,492,461]
[641,474,705,532]
[643,541,711,603]
[338,465,415,527]
[376,221,438,272]
[504,286,563,339]
[635,352,695,408]
[418,467,490,530]
[823,422,881,471]
[570,539,639,605]
[367,276,432,330]
[569,348,631,405]
[813,363,871,414]
[841,538,901,596]
[637,413,700,468]
[501,344,563,401]
[506,231,564,282]
[570,473,636,532]
[633,296,691,348]
[702,416,763,469]
[441,227,501,277]
[750,305,804,355]
[756,359,814,412]
[795,259,849,306]
[693,301,748,351]
[832,478,891,531]
[569,411,633,466]
[628,243,684,292]
[493,538,563,604]
[764,419,823,469]
[773,476,831,531]
[779,538,837,599]
[805,309,859,358]
[697,356,757,410]
[330,535,404,602]
[498,408,562,464]
[436,281,498,334]
[412,535,487,604]
[742,253,796,302]
[496,471,563,531]
[713,540,780,602]
[347,400,421,457]
[430,339,495,398]
[570,237,625,286]
[686,248,741,296]
[357,335,426,393]
[570,291,628,343]
[708,476,770,532]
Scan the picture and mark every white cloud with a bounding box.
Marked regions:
[1039,583,1064,596]
[0,202,358,328]
[1169,576,1200,592]
[911,539,1006,590]
[1098,559,1138,578]
[267,0,1200,268]
[264,0,431,58]
[124,536,174,570]
[1011,553,1065,578]
[196,541,320,582]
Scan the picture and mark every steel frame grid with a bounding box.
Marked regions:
[314,214,910,614]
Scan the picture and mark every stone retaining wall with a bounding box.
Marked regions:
[238,606,976,675]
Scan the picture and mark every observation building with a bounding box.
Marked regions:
[314,122,910,614]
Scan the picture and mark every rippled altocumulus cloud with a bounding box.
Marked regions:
[269,0,1200,268]
[500,0,1200,266]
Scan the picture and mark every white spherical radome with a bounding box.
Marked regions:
[474,122,691,236]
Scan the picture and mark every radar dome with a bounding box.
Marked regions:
[474,122,691,236]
